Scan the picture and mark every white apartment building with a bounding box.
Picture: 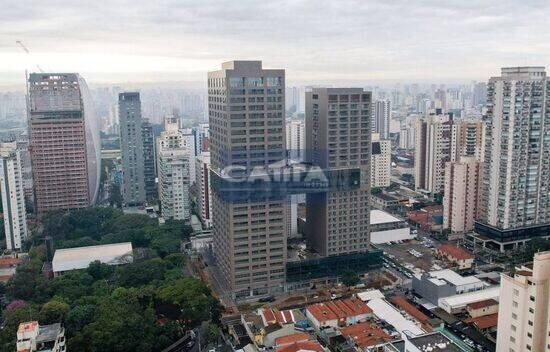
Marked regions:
[479,67,550,232]
[0,142,28,250]
[157,117,191,220]
[286,119,305,162]
[195,151,212,228]
[373,99,391,139]
[181,128,197,184]
[443,157,481,233]
[370,133,391,188]
[496,251,550,352]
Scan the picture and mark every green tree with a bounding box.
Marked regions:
[87,260,115,280]
[115,258,167,288]
[341,270,360,287]
[0,303,39,351]
[157,278,217,326]
[39,300,70,324]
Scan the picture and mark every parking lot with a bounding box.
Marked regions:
[376,234,450,273]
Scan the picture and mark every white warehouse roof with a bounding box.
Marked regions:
[52,242,133,273]
[438,286,500,313]
[425,269,482,287]
[367,298,425,337]
[370,209,402,225]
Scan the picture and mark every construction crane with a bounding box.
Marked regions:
[16,40,44,73]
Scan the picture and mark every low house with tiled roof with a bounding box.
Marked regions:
[305,298,373,329]
[275,340,325,352]
[340,322,392,349]
[435,244,474,270]
[465,313,498,332]
[259,308,307,328]
[466,298,498,318]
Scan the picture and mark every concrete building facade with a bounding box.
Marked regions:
[443,157,482,233]
[196,151,212,228]
[373,99,390,139]
[370,133,391,188]
[477,67,550,250]
[305,88,371,257]
[496,251,550,352]
[208,61,287,299]
[141,119,157,200]
[119,92,146,205]
[0,142,28,250]
[157,117,191,220]
[414,113,453,195]
[28,73,100,213]
[286,119,305,162]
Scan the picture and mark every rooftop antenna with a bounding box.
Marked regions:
[16,40,44,73]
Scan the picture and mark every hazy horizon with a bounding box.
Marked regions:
[2,0,550,89]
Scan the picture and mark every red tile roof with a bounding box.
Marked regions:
[515,270,533,277]
[275,333,309,346]
[17,321,38,334]
[340,322,392,348]
[466,314,498,330]
[276,341,324,352]
[466,299,498,310]
[390,296,430,323]
[0,258,23,267]
[261,308,297,325]
[437,245,473,260]
[306,298,372,323]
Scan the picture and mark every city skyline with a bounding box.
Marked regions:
[2,0,550,87]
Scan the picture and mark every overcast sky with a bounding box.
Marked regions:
[1,0,550,88]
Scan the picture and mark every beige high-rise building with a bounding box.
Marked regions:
[450,119,484,162]
[370,133,391,188]
[305,88,371,256]
[443,157,481,233]
[414,113,453,195]
[496,251,550,352]
[208,61,287,299]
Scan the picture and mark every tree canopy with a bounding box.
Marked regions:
[0,207,214,352]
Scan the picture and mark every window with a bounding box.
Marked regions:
[512,313,517,320]
[266,77,282,87]
[513,301,518,308]
[510,336,515,343]
[229,77,244,88]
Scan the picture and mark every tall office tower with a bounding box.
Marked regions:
[157,117,191,220]
[28,73,100,213]
[496,251,550,352]
[141,119,156,200]
[370,133,391,188]
[286,119,305,162]
[450,119,485,162]
[306,88,371,256]
[195,152,212,228]
[477,67,550,251]
[414,113,453,195]
[118,92,146,205]
[443,157,481,233]
[0,142,28,250]
[373,99,391,139]
[208,61,287,299]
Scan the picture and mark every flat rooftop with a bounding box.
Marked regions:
[52,242,133,273]
[439,286,500,309]
[424,269,482,287]
[408,332,465,351]
[370,209,403,225]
